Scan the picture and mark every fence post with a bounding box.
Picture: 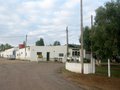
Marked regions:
[108,59,111,77]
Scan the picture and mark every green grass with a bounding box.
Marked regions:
[96,64,120,78]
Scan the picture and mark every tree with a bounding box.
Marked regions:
[0,43,13,51]
[83,26,91,52]
[0,44,5,51]
[53,41,61,46]
[36,38,45,46]
[92,0,120,60]
[83,0,120,62]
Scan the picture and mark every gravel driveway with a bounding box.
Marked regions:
[0,58,82,90]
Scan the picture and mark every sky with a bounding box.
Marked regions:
[0,0,110,46]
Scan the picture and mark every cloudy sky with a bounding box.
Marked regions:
[0,0,110,46]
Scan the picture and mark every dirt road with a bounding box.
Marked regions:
[0,58,82,90]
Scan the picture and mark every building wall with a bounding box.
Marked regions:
[29,46,67,62]
[16,47,31,60]
[0,48,18,59]
[65,62,95,74]
[0,45,90,62]
[0,51,5,58]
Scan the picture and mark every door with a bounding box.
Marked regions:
[46,52,50,61]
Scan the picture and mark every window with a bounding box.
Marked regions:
[59,53,64,57]
[75,51,77,56]
[72,51,80,56]
[37,52,43,58]
[72,51,75,56]
[78,52,80,56]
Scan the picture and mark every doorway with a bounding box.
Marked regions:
[46,52,50,61]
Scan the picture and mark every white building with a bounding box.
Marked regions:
[15,45,84,62]
[0,45,90,62]
[0,48,18,59]
[16,46,67,62]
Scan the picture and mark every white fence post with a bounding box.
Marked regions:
[108,59,111,77]
[93,58,95,73]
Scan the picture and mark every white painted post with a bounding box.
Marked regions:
[93,58,95,73]
[108,59,111,77]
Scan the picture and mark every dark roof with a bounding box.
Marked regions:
[68,44,80,48]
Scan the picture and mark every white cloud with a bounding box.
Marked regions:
[20,0,55,10]
[0,0,110,45]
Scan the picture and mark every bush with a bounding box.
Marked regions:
[83,58,90,63]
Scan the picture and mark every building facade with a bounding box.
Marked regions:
[0,45,90,62]
[0,48,18,59]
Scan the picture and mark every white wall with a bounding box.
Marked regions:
[30,46,67,62]
[16,47,30,60]
[15,46,67,62]
[65,62,95,74]
[0,48,18,59]
[0,51,5,58]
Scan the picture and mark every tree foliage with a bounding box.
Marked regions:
[83,1,120,60]
[53,41,61,46]
[93,0,120,59]
[0,43,13,51]
[36,38,45,46]
[83,26,91,51]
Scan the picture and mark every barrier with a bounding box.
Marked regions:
[65,62,95,74]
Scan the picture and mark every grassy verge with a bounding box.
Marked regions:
[96,64,120,78]
[60,64,120,90]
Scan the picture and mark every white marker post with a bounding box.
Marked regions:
[108,59,111,77]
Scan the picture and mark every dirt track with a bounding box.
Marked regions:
[0,58,82,90]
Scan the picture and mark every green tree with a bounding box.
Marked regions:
[83,26,91,51]
[0,43,13,51]
[36,38,45,46]
[92,0,120,59]
[53,41,61,46]
[0,44,5,51]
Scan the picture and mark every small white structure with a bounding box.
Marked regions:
[65,61,95,74]
[0,48,18,59]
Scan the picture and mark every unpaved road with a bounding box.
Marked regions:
[0,58,82,90]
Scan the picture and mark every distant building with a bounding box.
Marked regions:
[16,46,67,62]
[0,48,18,59]
[0,45,91,62]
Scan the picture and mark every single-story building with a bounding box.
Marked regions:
[0,48,18,59]
[16,45,86,62]
[0,45,90,62]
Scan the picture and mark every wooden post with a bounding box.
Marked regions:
[80,0,84,74]
[66,27,69,58]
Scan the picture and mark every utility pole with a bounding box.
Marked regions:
[91,15,94,73]
[25,35,27,58]
[66,26,69,59]
[80,0,84,74]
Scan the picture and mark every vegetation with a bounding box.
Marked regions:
[61,67,120,90]
[96,64,120,78]
[53,41,61,46]
[0,43,13,51]
[83,26,91,52]
[83,58,90,63]
[36,38,45,46]
[83,0,120,61]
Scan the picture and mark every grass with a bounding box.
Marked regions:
[60,64,120,90]
[96,64,120,78]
